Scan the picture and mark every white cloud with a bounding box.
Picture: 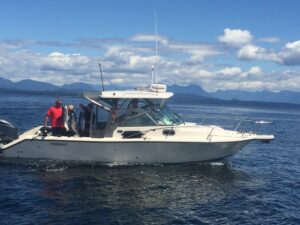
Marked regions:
[130,34,169,45]
[285,40,300,51]
[215,66,263,81]
[132,34,223,63]
[110,78,124,84]
[237,44,265,60]
[248,66,262,75]
[129,55,157,67]
[240,66,263,78]
[236,44,280,63]
[236,41,300,66]
[38,52,93,80]
[279,40,300,65]
[218,28,253,47]
[188,48,220,63]
[1,31,300,92]
[217,75,300,92]
[168,42,222,63]
[194,69,213,78]
[258,37,280,43]
[0,42,100,84]
[217,29,300,66]
[218,67,242,76]
[42,52,90,69]
[104,45,134,64]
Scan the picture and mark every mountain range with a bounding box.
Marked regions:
[1,77,300,105]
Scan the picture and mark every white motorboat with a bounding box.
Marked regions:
[0,84,274,163]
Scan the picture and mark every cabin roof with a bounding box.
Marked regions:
[83,90,173,100]
[99,90,173,99]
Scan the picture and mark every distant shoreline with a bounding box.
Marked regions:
[171,93,300,110]
[0,88,79,97]
[1,88,300,110]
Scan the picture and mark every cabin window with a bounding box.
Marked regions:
[121,113,156,127]
[94,106,108,131]
[113,99,130,118]
[96,107,109,123]
[115,99,149,117]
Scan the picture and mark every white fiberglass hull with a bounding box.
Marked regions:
[1,126,273,163]
[1,138,250,163]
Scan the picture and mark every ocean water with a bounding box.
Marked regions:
[0,93,300,225]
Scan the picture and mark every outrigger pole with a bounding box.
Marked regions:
[99,63,104,92]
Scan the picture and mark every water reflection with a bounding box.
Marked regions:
[8,161,251,224]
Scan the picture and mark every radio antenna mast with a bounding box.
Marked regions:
[151,64,154,84]
[154,11,158,83]
[98,63,104,92]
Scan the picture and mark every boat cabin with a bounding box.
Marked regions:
[82,85,184,138]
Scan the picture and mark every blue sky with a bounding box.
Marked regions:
[0,0,300,92]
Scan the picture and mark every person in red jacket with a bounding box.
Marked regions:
[44,99,65,136]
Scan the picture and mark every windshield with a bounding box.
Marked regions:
[151,106,184,125]
[120,100,184,127]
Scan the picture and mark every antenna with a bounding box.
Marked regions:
[98,63,104,92]
[154,11,158,83]
[151,64,154,84]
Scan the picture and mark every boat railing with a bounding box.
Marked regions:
[195,115,273,135]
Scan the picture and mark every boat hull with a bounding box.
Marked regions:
[1,138,250,163]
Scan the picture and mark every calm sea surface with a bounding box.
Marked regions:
[0,93,299,225]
